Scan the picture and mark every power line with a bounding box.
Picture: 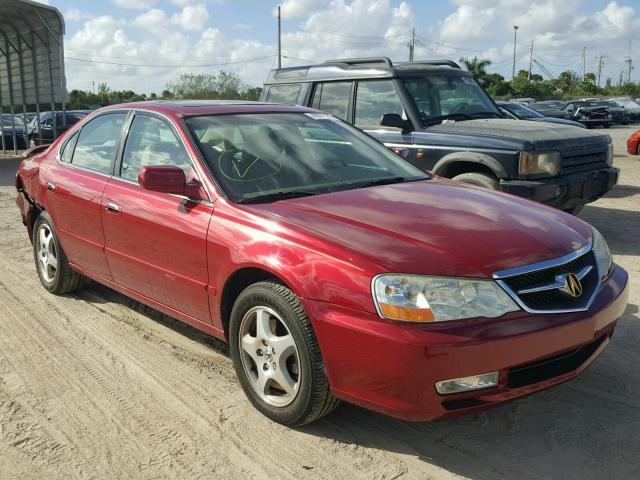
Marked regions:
[64,55,276,68]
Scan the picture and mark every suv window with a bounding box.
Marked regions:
[121,114,192,182]
[71,113,127,174]
[266,84,301,104]
[355,80,404,128]
[311,82,352,121]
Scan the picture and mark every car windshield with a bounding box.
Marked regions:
[185,112,428,203]
[403,75,501,126]
[504,103,543,119]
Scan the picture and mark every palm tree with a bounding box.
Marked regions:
[459,57,492,85]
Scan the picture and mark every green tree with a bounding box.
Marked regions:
[459,56,492,86]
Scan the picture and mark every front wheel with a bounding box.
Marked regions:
[452,172,500,190]
[229,281,338,426]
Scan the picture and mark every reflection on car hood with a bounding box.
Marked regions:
[249,179,592,278]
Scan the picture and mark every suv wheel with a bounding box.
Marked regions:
[229,281,338,426]
[452,172,500,190]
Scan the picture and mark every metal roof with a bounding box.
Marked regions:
[0,0,67,108]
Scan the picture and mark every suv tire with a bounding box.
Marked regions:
[452,172,500,190]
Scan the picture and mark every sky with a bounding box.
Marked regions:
[33,0,640,94]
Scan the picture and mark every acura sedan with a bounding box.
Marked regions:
[15,101,628,426]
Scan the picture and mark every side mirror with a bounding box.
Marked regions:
[380,113,412,132]
[138,165,208,201]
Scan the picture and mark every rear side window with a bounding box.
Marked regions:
[120,114,192,182]
[60,132,79,163]
[71,113,127,174]
[311,82,352,121]
[265,84,301,104]
[355,80,404,128]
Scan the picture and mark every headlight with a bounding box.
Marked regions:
[606,143,614,166]
[519,151,561,177]
[372,275,519,323]
[591,226,612,278]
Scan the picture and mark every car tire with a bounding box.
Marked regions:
[452,172,501,190]
[33,211,86,295]
[229,281,338,426]
[603,124,610,129]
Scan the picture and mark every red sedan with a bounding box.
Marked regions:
[628,129,640,155]
[15,101,628,426]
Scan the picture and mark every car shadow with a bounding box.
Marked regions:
[580,204,640,256]
[601,183,640,199]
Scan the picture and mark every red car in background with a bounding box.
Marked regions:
[628,129,640,155]
[15,101,628,426]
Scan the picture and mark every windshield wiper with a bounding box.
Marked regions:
[355,176,428,189]
[238,190,318,204]
[469,111,504,119]
[423,113,472,126]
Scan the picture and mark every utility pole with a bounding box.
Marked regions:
[528,40,533,80]
[512,25,519,80]
[408,28,415,62]
[581,47,586,80]
[277,5,282,69]
[596,55,604,87]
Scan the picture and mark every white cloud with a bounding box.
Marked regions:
[133,9,168,30]
[171,4,210,31]
[112,0,155,9]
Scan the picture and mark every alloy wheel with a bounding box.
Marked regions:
[238,306,300,407]
[36,223,58,283]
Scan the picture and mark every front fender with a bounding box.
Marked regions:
[433,151,509,179]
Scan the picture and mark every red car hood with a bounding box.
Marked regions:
[247,179,592,278]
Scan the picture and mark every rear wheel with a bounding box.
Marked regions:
[33,212,86,294]
[452,172,500,190]
[229,281,338,426]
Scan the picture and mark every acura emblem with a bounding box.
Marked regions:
[559,273,583,298]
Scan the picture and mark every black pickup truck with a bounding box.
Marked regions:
[261,57,617,214]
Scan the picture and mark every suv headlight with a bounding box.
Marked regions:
[519,151,561,177]
[372,275,519,323]
[591,226,612,279]
[606,143,614,166]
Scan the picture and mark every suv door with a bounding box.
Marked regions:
[101,112,213,323]
[44,112,128,279]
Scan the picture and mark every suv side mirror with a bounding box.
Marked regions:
[380,113,412,132]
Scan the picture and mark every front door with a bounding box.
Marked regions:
[101,113,213,323]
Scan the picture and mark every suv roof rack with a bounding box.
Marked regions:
[325,57,393,67]
[323,57,461,69]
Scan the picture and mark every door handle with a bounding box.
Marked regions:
[106,201,120,213]
[47,182,55,191]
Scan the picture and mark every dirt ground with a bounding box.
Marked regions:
[0,126,639,480]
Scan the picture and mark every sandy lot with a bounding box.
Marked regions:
[0,126,639,480]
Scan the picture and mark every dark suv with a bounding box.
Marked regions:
[261,57,618,213]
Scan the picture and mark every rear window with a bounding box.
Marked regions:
[311,82,352,121]
[265,85,301,104]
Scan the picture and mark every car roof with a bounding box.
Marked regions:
[264,57,466,84]
[99,100,316,117]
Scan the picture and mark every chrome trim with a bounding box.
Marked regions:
[382,142,518,156]
[106,201,119,212]
[517,265,592,294]
[493,245,601,314]
[492,243,592,280]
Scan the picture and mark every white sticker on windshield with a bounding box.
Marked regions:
[305,113,335,120]
[461,77,475,84]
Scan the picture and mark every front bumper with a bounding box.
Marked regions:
[306,265,628,421]
[499,166,619,210]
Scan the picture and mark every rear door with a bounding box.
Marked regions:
[43,112,129,279]
[101,112,213,322]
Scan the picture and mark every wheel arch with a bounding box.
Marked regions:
[432,152,507,179]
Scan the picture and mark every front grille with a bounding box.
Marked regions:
[561,144,608,173]
[507,335,606,388]
[496,249,599,312]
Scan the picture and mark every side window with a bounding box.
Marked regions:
[355,80,404,128]
[120,114,192,183]
[60,131,79,163]
[265,84,301,104]
[311,82,352,121]
[72,113,127,174]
